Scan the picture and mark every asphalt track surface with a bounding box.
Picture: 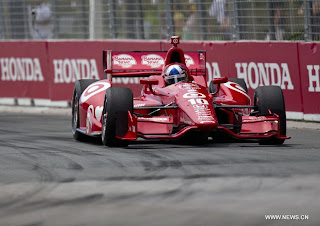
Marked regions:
[0,109,320,226]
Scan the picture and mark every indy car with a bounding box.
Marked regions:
[72,36,290,147]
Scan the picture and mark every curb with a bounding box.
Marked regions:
[0,98,71,108]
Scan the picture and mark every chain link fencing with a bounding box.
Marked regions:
[1,0,319,41]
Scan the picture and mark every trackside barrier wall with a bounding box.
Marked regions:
[0,41,49,99]
[0,40,319,122]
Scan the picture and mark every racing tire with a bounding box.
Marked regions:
[101,87,133,147]
[208,80,217,94]
[72,79,99,141]
[229,78,248,92]
[254,86,286,145]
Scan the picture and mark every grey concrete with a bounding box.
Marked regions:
[0,113,319,226]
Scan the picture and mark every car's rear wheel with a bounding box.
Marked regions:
[72,79,98,141]
[254,86,286,145]
[101,87,133,147]
[208,80,217,93]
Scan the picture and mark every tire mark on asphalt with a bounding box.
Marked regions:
[0,140,59,215]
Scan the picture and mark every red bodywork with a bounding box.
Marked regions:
[78,37,290,142]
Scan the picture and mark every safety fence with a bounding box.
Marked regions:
[0,39,319,121]
[1,0,320,41]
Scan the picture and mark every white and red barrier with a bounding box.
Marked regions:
[0,40,319,121]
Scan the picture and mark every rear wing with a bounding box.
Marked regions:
[103,50,206,79]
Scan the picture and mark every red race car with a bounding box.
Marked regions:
[72,36,290,147]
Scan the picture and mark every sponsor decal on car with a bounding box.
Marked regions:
[177,83,201,90]
[80,81,110,103]
[86,105,94,134]
[199,120,216,124]
[139,117,172,123]
[113,54,137,68]
[86,105,104,132]
[180,113,194,125]
[128,125,136,133]
[189,101,215,122]
[134,103,146,108]
[183,91,206,99]
[141,54,164,68]
[94,106,103,122]
[112,77,140,85]
[224,81,250,100]
[242,116,269,123]
[184,54,195,67]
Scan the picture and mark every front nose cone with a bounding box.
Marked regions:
[197,120,218,130]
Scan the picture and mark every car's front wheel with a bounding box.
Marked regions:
[254,86,286,145]
[101,87,133,147]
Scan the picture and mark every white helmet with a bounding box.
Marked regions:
[164,64,189,85]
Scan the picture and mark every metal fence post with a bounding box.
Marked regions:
[50,0,58,39]
[303,0,311,41]
[0,2,3,39]
[196,0,206,40]
[164,0,174,39]
[9,0,27,39]
[136,0,144,39]
[232,0,239,40]
[108,0,117,39]
[126,0,136,39]
[81,0,87,39]
[267,0,275,40]
[22,0,28,39]
[235,0,245,40]
[89,0,95,40]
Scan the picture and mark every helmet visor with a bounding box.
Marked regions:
[165,73,187,85]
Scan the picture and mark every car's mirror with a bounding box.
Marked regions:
[140,79,159,85]
[212,77,228,84]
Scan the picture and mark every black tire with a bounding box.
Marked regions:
[208,80,217,93]
[229,78,248,92]
[72,79,99,141]
[101,87,133,147]
[254,86,286,145]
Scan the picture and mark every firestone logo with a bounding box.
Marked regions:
[113,54,137,68]
[141,54,164,68]
[184,54,195,67]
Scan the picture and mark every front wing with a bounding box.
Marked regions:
[116,111,290,141]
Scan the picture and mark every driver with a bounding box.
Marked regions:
[163,63,190,85]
